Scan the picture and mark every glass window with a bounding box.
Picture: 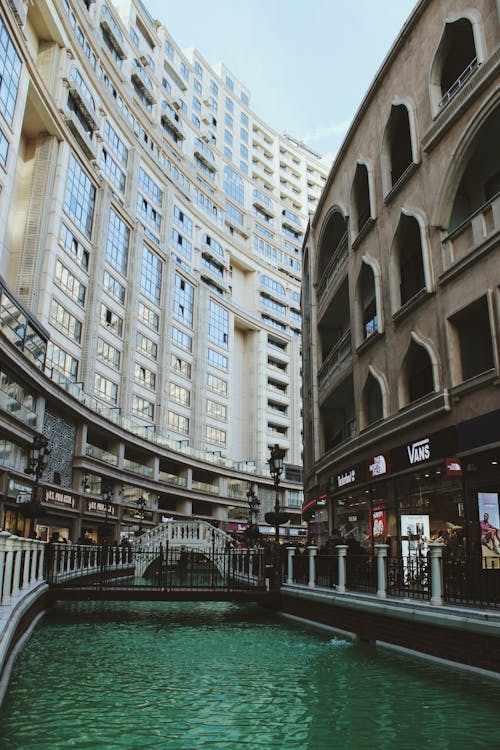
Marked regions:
[169,382,190,405]
[138,302,159,332]
[103,270,125,304]
[101,304,123,337]
[241,92,249,106]
[138,167,162,206]
[103,121,128,166]
[106,209,129,276]
[208,347,228,371]
[137,194,161,233]
[94,373,118,403]
[241,112,249,127]
[97,338,121,369]
[208,300,228,347]
[192,96,201,113]
[224,130,233,146]
[224,112,233,129]
[171,228,192,260]
[0,128,9,166]
[205,425,226,446]
[223,166,244,205]
[46,342,78,380]
[207,398,226,420]
[173,273,194,327]
[0,18,21,125]
[168,410,189,434]
[172,326,192,351]
[140,246,162,303]
[225,96,234,112]
[224,147,232,161]
[240,128,248,143]
[134,364,156,390]
[210,80,218,95]
[101,149,125,192]
[170,353,191,379]
[136,331,157,359]
[64,155,96,238]
[180,61,189,81]
[55,260,86,306]
[207,373,227,395]
[174,205,193,236]
[194,61,203,78]
[132,394,154,419]
[50,299,82,342]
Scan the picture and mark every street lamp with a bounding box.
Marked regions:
[136,495,146,536]
[243,484,261,546]
[23,435,51,534]
[265,443,289,543]
[101,483,113,540]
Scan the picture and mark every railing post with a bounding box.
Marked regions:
[37,542,45,581]
[11,536,23,597]
[307,545,317,588]
[375,544,389,599]
[287,546,295,584]
[21,538,31,589]
[428,542,445,606]
[0,531,11,604]
[336,545,348,593]
[30,540,38,584]
[2,534,16,605]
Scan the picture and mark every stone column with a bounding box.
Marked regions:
[308,545,317,588]
[428,542,445,606]
[336,545,348,593]
[0,531,11,604]
[287,545,295,584]
[375,544,389,599]
[22,539,31,589]
[2,534,16,604]
[11,536,23,597]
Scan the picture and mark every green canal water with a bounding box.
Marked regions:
[0,601,499,749]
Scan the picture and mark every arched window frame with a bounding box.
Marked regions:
[349,159,376,244]
[398,331,441,409]
[360,364,388,430]
[381,98,420,199]
[314,203,349,288]
[429,11,486,117]
[388,207,434,315]
[354,255,383,347]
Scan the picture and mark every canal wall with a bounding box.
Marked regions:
[268,584,500,677]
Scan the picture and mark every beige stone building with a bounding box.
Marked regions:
[0,0,328,542]
[302,0,500,565]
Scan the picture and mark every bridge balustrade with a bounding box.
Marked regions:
[0,532,45,607]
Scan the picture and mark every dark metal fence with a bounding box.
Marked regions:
[47,543,266,593]
[386,554,430,600]
[443,553,500,609]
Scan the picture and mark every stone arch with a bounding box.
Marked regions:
[388,207,432,313]
[315,204,349,284]
[353,255,383,345]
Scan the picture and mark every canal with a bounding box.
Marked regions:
[0,601,498,749]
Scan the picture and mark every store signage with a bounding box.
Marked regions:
[372,507,386,539]
[87,500,116,516]
[9,478,32,496]
[407,438,431,464]
[337,469,356,487]
[45,489,75,508]
[367,452,390,478]
[445,457,462,476]
[16,493,32,504]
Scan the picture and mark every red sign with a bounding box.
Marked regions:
[371,507,386,540]
[445,457,462,476]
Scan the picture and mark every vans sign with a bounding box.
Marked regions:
[407,438,430,464]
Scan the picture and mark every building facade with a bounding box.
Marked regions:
[302,0,500,571]
[0,0,328,542]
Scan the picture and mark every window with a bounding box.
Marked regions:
[192,95,201,113]
[210,80,218,95]
[64,155,96,238]
[106,210,129,275]
[101,149,125,192]
[392,214,425,308]
[94,373,118,403]
[171,228,192,260]
[205,425,226,446]
[169,382,190,405]
[0,128,8,166]
[137,194,161,233]
[449,297,494,384]
[97,338,121,369]
[0,18,21,125]
[103,120,128,165]
[134,364,156,390]
[55,261,86,306]
[224,147,232,161]
[101,304,123,337]
[207,373,227,395]
[385,104,413,187]
[138,302,159,331]
[138,168,162,206]
[351,163,372,234]
[224,166,245,206]
[46,343,78,380]
[180,61,189,81]
[136,332,157,359]
[241,92,249,106]
[172,326,192,351]
[103,270,125,304]
[194,61,203,78]
[132,394,154,419]
[241,112,249,127]
[261,275,285,296]
[50,299,82,342]
[168,410,189,434]
[357,263,378,340]
[171,353,191,379]
[140,246,162,303]
[208,348,228,371]
[362,373,383,426]
[224,129,233,146]
[173,274,194,327]
[208,300,228,347]
[224,112,233,129]
[433,18,478,110]
[207,399,226,420]
[174,205,193,236]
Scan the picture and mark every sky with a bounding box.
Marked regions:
[145,0,418,162]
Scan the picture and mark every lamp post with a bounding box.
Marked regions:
[243,484,261,546]
[23,435,51,536]
[265,443,288,544]
[101,483,113,540]
[136,496,146,536]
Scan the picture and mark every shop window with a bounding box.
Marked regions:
[448,296,494,384]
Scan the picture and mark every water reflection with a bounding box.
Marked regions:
[0,601,498,749]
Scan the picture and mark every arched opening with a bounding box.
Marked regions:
[448,105,500,232]
[438,18,478,105]
[401,340,434,405]
[362,372,383,427]
[448,296,494,384]
[386,104,413,187]
[391,214,426,308]
[351,163,371,234]
[317,210,348,282]
[356,262,377,342]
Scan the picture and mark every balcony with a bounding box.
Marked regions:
[85,444,119,466]
[0,388,36,427]
[441,192,500,282]
[318,330,352,398]
[317,233,349,308]
[158,470,187,487]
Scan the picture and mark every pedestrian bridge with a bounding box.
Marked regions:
[46,520,270,601]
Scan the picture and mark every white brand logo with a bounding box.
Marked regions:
[338,469,356,487]
[369,454,387,476]
[407,438,430,464]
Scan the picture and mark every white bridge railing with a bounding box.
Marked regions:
[0,532,46,607]
[135,520,232,552]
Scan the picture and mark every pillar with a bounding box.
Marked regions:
[336,545,348,593]
[375,544,389,599]
[287,545,295,584]
[428,541,445,606]
[308,545,317,588]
